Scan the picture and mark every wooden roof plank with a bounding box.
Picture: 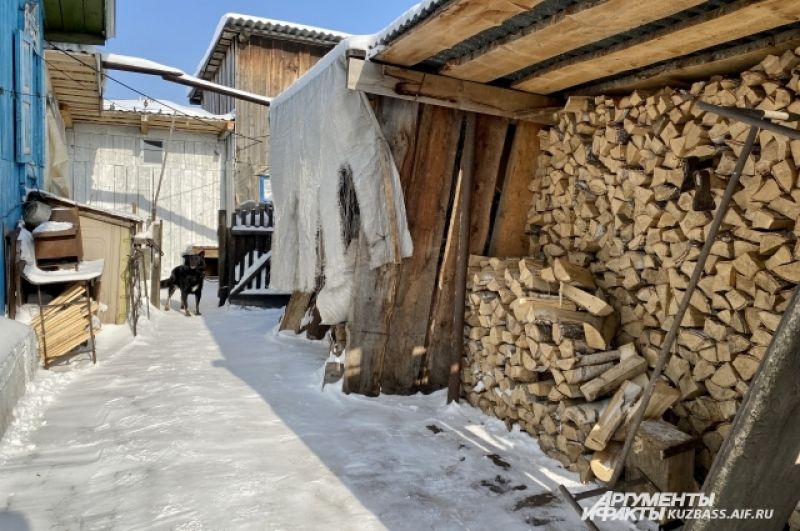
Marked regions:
[512,0,800,94]
[575,26,800,95]
[375,0,544,67]
[440,0,705,82]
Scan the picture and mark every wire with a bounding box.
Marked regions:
[46,43,265,146]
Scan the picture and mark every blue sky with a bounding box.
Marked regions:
[101,0,417,103]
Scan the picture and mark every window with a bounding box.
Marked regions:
[142,139,164,164]
[259,175,272,203]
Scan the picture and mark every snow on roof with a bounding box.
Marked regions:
[104,98,234,121]
[194,13,350,79]
[370,0,449,53]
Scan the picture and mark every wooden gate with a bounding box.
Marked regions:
[217,204,278,306]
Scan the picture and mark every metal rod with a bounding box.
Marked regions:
[558,484,600,531]
[448,114,476,403]
[607,125,760,487]
[695,101,800,140]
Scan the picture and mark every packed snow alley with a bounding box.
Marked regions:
[0,286,628,530]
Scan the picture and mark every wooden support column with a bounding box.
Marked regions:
[427,113,492,391]
[489,121,542,257]
[686,287,800,531]
[380,105,463,394]
[468,115,511,255]
[343,98,421,396]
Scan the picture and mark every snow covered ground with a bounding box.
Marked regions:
[0,284,632,530]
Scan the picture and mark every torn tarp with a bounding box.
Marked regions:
[269,38,413,324]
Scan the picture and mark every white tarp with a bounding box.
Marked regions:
[269,38,413,324]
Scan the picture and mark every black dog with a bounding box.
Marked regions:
[161,252,205,316]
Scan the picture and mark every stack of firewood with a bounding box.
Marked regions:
[30,285,99,363]
[462,255,681,482]
[527,49,800,476]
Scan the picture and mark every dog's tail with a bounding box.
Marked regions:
[160,277,173,289]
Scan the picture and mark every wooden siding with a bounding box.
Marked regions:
[200,35,331,204]
[67,123,224,276]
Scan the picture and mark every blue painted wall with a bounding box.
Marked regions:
[0,0,45,314]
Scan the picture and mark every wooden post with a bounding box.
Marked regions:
[448,114,476,403]
[488,121,542,257]
[379,105,463,394]
[343,98,420,396]
[686,287,800,531]
[149,221,162,308]
[217,210,228,306]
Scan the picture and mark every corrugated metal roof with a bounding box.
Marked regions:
[191,13,348,102]
[372,0,453,50]
[195,13,349,79]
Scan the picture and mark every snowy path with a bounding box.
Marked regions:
[0,286,619,530]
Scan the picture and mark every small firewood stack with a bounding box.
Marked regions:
[462,255,682,481]
[528,49,800,478]
[30,284,100,363]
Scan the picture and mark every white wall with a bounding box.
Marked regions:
[67,123,225,275]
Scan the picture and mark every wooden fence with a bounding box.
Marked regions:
[217,204,275,306]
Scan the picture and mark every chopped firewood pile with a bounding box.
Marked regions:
[463,49,800,484]
[463,256,679,483]
[30,285,99,363]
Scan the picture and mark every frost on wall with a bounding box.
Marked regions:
[269,40,413,324]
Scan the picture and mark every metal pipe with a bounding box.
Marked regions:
[607,125,760,486]
[558,484,600,531]
[695,101,800,140]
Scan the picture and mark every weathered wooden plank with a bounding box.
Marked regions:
[375,0,543,66]
[469,115,510,255]
[489,121,541,256]
[441,0,704,82]
[576,25,800,96]
[347,57,557,123]
[280,292,313,333]
[380,105,463,394]
[513,0,800,94]
[424,162,463,390]
[343,98,421,396]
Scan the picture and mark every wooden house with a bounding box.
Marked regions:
[190,13,347,208]
[2,0,114,315]
[60,98,233,276]
[272,0,800,521]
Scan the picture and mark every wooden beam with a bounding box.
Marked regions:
[218,120,234,140]
[469,115,510,255]
[139,114,149,135]
[347,57,558,123]
[513,0,800,94]
[441,0,705,83]
[573,25,800,96]
[343,99,421,396]
[380,105,463,394]
[374,0,544,66]
[488,121,541,256]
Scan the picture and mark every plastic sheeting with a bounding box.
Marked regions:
[45,99,70,198]
[269,38,413,324]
